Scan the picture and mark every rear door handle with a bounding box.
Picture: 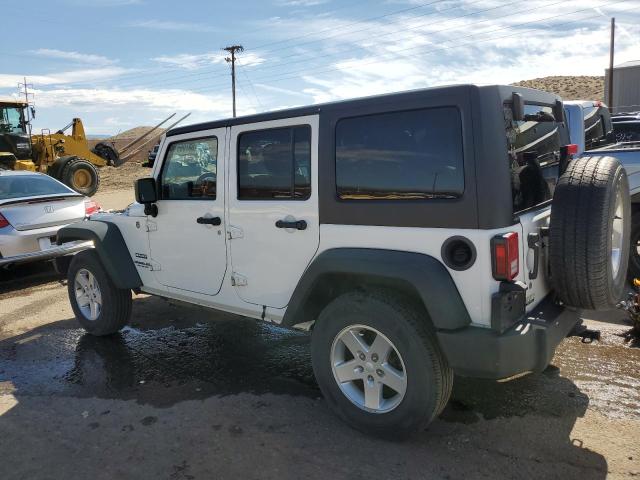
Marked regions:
[197,216,221,226]
[275,219,307,230]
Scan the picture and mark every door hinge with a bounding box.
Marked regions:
[231,272,247,286]
[146,220,158,232]
[227,225,243,240]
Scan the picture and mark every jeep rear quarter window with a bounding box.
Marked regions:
[335,107,464,200]
[506,103,567,213]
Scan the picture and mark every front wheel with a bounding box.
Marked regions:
[67,250,132,336]
[61,158,100,196]
[311,290,452,438]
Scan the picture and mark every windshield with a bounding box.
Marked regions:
[0,106,26,134]
[0,175,75,201]
[505,103,568,213]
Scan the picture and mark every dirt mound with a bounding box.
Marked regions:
[512,76,604,101]
[111,126,166,140]
[99,161,150,191]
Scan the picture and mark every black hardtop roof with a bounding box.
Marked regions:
[167,83,560,137]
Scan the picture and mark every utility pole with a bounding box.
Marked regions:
[608,17,615,109]
[224,45,244,118]
[18,76,34,141]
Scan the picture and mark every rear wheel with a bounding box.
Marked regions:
[61,157,100,196]
[311,290,452,438]
[549,156,630,310]
[68,250,131,336]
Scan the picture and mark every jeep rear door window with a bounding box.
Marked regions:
[335,107,464,200]
[237,125,311,200]
[161,137,218,200]
[506,104,566,213]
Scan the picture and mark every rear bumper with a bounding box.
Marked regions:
[0,240,93,266]
[436,295,579,379]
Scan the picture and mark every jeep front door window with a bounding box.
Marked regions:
[161,138,218,200]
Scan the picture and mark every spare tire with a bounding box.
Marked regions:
[549,156,630,310]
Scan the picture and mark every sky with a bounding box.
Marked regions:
[1,0,639,135]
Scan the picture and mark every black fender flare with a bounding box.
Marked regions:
[282,248,471,330]
[57,220,142,290]
[47,155,78,180]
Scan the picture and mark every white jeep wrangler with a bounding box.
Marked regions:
[58,85,630,437]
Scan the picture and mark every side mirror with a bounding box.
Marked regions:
[553,100,564,123]
[135,177,157,204]
[512,92,525,121]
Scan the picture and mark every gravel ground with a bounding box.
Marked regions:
[0,264,639,479]
[2,161,639,479]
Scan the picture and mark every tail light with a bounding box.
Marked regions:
[84,199,101,216]
[491,232,519,281]
[566,143,579,156]
[0,212,10,228]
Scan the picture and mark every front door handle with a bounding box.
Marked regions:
[197,216,221,226]
[275,219,307,230]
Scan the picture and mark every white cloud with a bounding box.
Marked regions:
[27,86,257,134]
[66,0,143,5]
[128,19,217,32]
[254,83,310,98]
[0,67,132,89]
[152,52,265,70]
[28,48,117,66]
[275,0,329,6]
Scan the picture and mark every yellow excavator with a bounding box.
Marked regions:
[0,100,183,196]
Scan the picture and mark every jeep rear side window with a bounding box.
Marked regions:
[335,107,464,200]
[506,104,564,213]
[161,137,218,200]
[238,125,311,200]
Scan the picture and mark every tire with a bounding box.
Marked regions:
[61,157,100,196]
[311,290,452,438]
[67,250,132,336]
[627,210,640,282]
[549,156,630,310]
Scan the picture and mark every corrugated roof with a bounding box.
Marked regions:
[615,60,640,69]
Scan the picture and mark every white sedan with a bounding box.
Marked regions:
[0,170,97,267]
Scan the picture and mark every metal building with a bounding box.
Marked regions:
[605,60,640,113]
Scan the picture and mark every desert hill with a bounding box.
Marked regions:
[511,75,604,101]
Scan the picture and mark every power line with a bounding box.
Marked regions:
[51,0,465,90]
[75,0,528,91]
[187,0,634,96]
[52,0,450,89]
[237,59,264,111]
[121,0,633,96]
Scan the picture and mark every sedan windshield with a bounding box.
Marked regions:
[0,175,75,201]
